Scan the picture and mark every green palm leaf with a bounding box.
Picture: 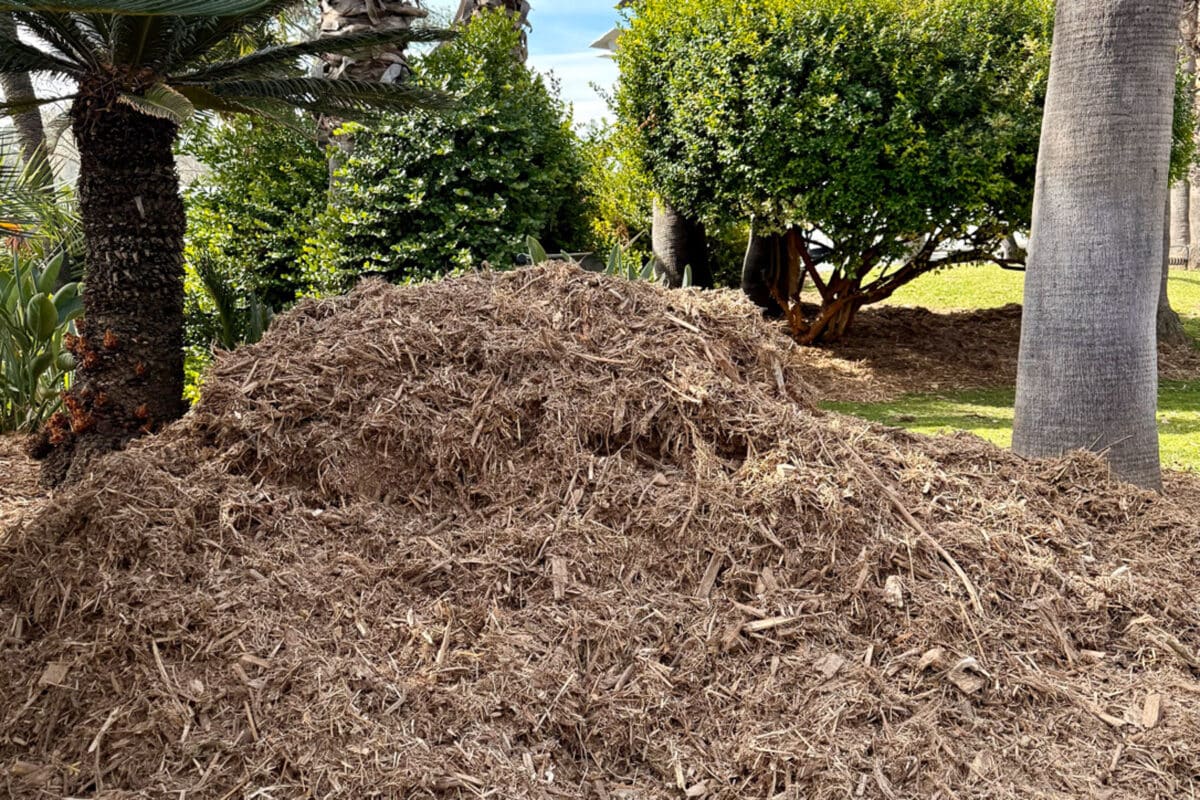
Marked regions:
[189,76,455,119]
[118,82,195,123]
[0,0,275,15]
[11,11,102,68]
[0,33,84,76]
[180,27,456,82]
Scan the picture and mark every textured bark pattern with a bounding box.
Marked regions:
[0,14,47,166]
[318,0,427,83]
[1013,0,1182,489]
[1170,180,1190,261]
[36,91,187,486]
[741,231,792,316]
[651,197,711,288]
[1160,195,1190,344]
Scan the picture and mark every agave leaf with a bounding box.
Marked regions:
[526,236,547,265]
[606,244,621,276]
[682,264,693,289]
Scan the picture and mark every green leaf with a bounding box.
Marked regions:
[639,260,653,281]
[0,33,85,77]
[27,293,58,340]
[0,0,277,16]
[181,26,456,82]
[526,235,547,265]
[180,76,455,120]
[606,244,621,276]
[682,264,693,289]
[118,83,196,123]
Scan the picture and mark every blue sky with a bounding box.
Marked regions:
[426,1,622,126]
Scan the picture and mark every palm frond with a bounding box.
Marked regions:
[179,27,455,82]
[0,94,79,115]
[117,82,194,122]
[0,0,276,15]
[150,0,301,66]
[0,31,86,76]
[178,76,454,121]
[12,11,102,68]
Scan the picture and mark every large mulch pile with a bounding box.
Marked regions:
[800,303,1200,402]
[0,437,43,538]
[1,265,1198,799]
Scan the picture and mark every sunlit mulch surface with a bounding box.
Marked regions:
[796,303,1200,402]
[2,265,1198,799]
[0,436,43,539]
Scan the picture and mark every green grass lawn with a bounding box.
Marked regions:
[825,382,1200,472]
[821,265,1200,471]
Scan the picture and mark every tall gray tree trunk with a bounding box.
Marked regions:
[0,13,47,168]
[1013,0,1181,490]
[1170,180,1190,264]
[652,197,711,288]
[1160,193,1190,344]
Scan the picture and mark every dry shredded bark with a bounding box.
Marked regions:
[1,265,1198,799]
[0,437,43,539]
[794,303,1200,402]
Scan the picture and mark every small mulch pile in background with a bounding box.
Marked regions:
[800,304,1200,402]
[1,264,1197,799]
[0,437,43,538]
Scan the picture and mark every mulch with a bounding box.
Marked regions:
[0,437,43,540]
[796,303,1200,403]
[1,265,1197,798]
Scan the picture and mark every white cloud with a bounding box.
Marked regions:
[528,51,619,128]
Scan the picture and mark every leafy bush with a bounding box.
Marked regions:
[0,251,83,432]
[181,114,330,311]
[308,10,590,281]
[578,123,652,257]
[617,0,1054,341]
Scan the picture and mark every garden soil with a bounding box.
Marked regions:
[1,264,1198,799]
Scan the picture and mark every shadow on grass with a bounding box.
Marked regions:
[823,381,1200,468]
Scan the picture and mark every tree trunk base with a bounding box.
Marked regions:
[1157,305,1190,347]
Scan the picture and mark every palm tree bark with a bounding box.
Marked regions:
[652,197,711,288]
[741,228,794,316]
[318,0,427,83]
[34,88,187,486]
[1160,193,1190,345]
[1013,0,1181,490]
[0,13,48,168]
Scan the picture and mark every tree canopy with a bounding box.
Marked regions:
[616,0,1054,341]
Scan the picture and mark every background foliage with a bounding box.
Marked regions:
[308,10,590,282]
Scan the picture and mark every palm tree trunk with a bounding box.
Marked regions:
[35,92,187,486]
[0,13,48,171]
[1160,193,1190,344]
[318,0,427,83]
[652,197,711,288]
[741,228,793,316]
[1013,0,1180,490]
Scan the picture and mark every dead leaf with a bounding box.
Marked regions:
[883,575,904,609]
[947,657,989,695]
[37,662,69,687]
[814,653,847,680]
[1142,694,1163,729]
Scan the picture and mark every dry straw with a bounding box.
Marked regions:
[1,264,1198,798]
